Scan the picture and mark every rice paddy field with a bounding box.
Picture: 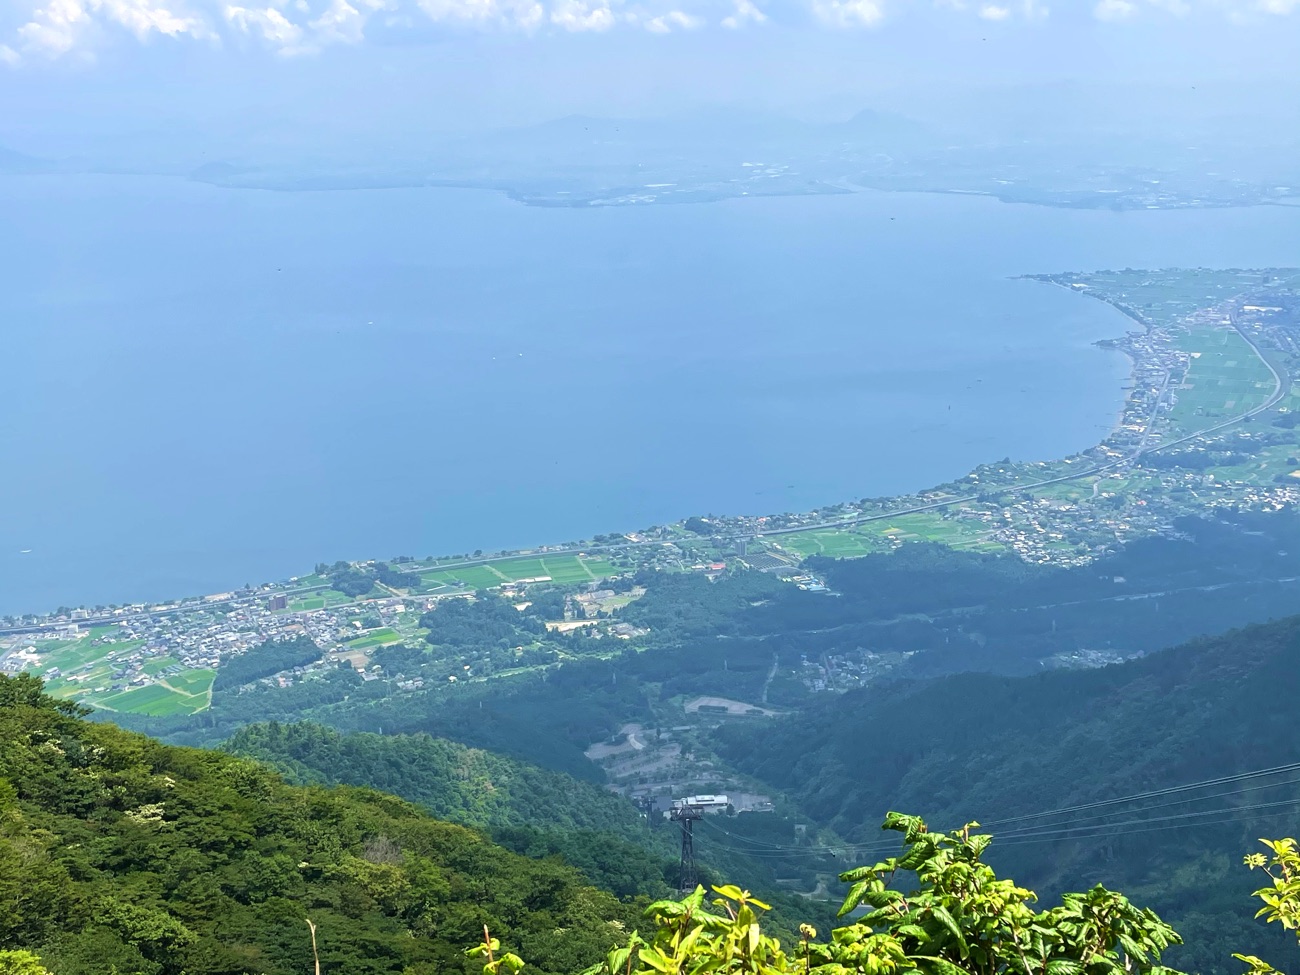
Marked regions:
[92,672,214,717]
[347,627,402,649]
[1061,268,1282,326]
[1167,326,1278,434]
[770,514,999,559]
[417,553,617,592]
[772,529,883,559]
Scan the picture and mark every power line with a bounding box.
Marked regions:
[982,762,1300,829]
[994,796,1300,842]
[688,763,1300,864]
[701,795,1300,862]
[991,775,1300,839]
[700,819,803,851]
[996,801,1300,849]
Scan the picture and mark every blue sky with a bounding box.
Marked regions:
[2,0,1298,158]
[3,0,1298,57]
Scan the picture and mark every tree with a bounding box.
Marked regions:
[684,517,712,535]
[476,814,1186,975]
[0,951,52,975]
[1236,838,1300,975]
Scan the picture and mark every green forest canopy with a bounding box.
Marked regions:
[0,674,638,975]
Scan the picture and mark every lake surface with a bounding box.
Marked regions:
[3,176,1299,613]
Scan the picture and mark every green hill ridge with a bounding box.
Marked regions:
[716,614,1300,973]
[221,721,679,900]
[0,674,637,975]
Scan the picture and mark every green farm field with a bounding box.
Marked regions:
[419,553,616,591]
[421,565,507,590]
[528,554,617,584]
[772,529,881,559]
[347,628,402,649]
[39,637,143,673]
[1067,268,1278,325]
[776,512,996,560]
[1168,326,1277,433]
[166,669,216,697]
[493,557,548,579]
[538,557,596,584]
[93,682,207,717]
[141,656,180,676]
[873,513,999,550]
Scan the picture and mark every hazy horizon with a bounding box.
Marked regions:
[3,0,1300,165]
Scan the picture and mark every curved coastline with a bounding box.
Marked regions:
[4,176,1299,615]
[4,274,1278,634]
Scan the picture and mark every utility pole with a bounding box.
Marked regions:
[670,804,703,893]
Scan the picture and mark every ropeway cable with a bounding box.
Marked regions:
[980,761,1300,829]
[991,796,1300,842]
[995,800,1300,850]
[989,775,1300,839]
[698,796,1300,862]
[689,770,1300,861]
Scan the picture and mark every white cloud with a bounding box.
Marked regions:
[417,0,545,27]
[11,0,208,58]
[644,8,700,29]
[812,0,883,26]
[1090,0,1201,18]
[102,0,209,38]
[549,0,614,29]
[16,0,93,56]
[224,4,303,44]
[306,0,388,45]
[720,0,765,26]
[1,0,1294,61]
[1093,0,1137,17]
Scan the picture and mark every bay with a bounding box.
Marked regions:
[2,175,1298,613]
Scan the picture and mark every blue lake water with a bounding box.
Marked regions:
[3,175,1299,613]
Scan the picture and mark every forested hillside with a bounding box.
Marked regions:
[716,614,1300,974]
[68,511,1300,975]
[0,675,638,975]
[223,722,646,835]
[219,721,840,925]
[223,722,679,899]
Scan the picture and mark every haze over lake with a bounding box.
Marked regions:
[3,175,1298,613]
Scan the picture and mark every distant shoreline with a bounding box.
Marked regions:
[0,280,1180,629]
[1030,277,1145,443]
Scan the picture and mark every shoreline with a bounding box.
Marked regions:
[0,277,1183,628]
[5,266,1296,720]
[1031,276,1148,443]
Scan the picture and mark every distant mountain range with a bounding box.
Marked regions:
[0,144,55,175]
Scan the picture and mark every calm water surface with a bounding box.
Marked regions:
[3,176,1298,612]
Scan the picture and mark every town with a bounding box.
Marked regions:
[3,267,1298,720]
